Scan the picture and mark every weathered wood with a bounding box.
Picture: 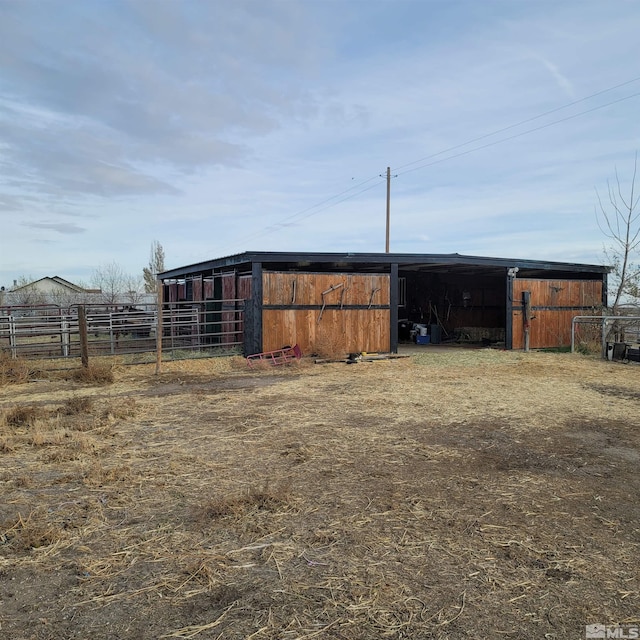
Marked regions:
[263,272,390,306]
[78,305,89,368]
[511,279,603,349]
[261,272,391,355]
[262,308,390,355]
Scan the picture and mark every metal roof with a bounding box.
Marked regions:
[159,251,609,280]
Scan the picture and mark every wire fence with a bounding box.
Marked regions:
[0,301,245,361]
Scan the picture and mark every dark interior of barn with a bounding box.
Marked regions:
[398,265,507,346]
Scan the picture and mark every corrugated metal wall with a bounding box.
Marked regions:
[262,272,390,354]
[511,279,603,349]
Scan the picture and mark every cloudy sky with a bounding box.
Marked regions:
[2,0,640,287]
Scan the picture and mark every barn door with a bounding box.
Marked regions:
[511,279,603,349]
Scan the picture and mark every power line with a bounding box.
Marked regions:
[393,74,640,172]
[228,175,384,251]
[227,76,640,250]
[395,90,640,177]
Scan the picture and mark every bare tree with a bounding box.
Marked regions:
[596,153,640,313]
[143,241,165,294]
[92,262,142,305]
[123,275,145,305]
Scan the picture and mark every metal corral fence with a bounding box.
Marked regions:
[0,300,244,360]
[571,315,640,359]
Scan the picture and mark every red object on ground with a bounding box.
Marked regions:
[246,344,302,367]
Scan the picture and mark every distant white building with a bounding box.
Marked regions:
[1,276,102,307]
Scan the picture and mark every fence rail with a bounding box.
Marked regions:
[0,301,245,360]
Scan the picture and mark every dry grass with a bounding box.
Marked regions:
[193,484,292,521]
[0,350,32,385]
[0,349,638,639]
[60,395,95,415]
[70,361,115,384]
[312,331,347,359]
[0,509,65,551]
[5,404,43,426]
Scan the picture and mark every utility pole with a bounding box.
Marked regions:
[385,166,391,253]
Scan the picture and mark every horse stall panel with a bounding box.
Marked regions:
[238,275,252,301]
[220,273,236,300]
[192,276,203,302]
[512,279,603,349]
[262,272,390,307]
[262,309,390,355]
[262,271,391,355]
[221,273,238,345]
[203,278,214,300]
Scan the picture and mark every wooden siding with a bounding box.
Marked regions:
[221,273,237,345]
[263,272,390,306]
[192,276,203,302]
[511,279,602,349]
[203,277,214,300]
[238,275,252,301]
[261,272,390,354]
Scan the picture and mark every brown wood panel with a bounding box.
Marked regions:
[262,309,390,354]
[238,275,252,301]
[512,279,603,348]
[192,276,203,302]
[261,271,391,355]
[221,273,236,299]
[262,272,390,306]
[203,278,214,299]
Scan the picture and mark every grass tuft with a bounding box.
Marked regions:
[71,362,114,384]
[0,350,32,386]
[61,395,95,415]
[5,405,43,427]
[1,510,64,551]
[193,484,291,522]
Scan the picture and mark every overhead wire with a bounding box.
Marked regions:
[395,90,640,177]
[226,76,640,249]
[227,174,383,251]
[393,74,640,172]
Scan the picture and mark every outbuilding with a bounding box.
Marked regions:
[158,251,608,355]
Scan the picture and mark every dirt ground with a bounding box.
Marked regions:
[0,349,639,640]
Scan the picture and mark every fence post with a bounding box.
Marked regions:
[61,314,70,357]
[109,313,116,355]
[8,315,17,359]
[78,306,89,368]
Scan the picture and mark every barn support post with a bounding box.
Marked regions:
[245,262,263,356]
[155,281,163,375]
[505,269,515,350]
[522,290,531,352]
[390,263,399,353]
